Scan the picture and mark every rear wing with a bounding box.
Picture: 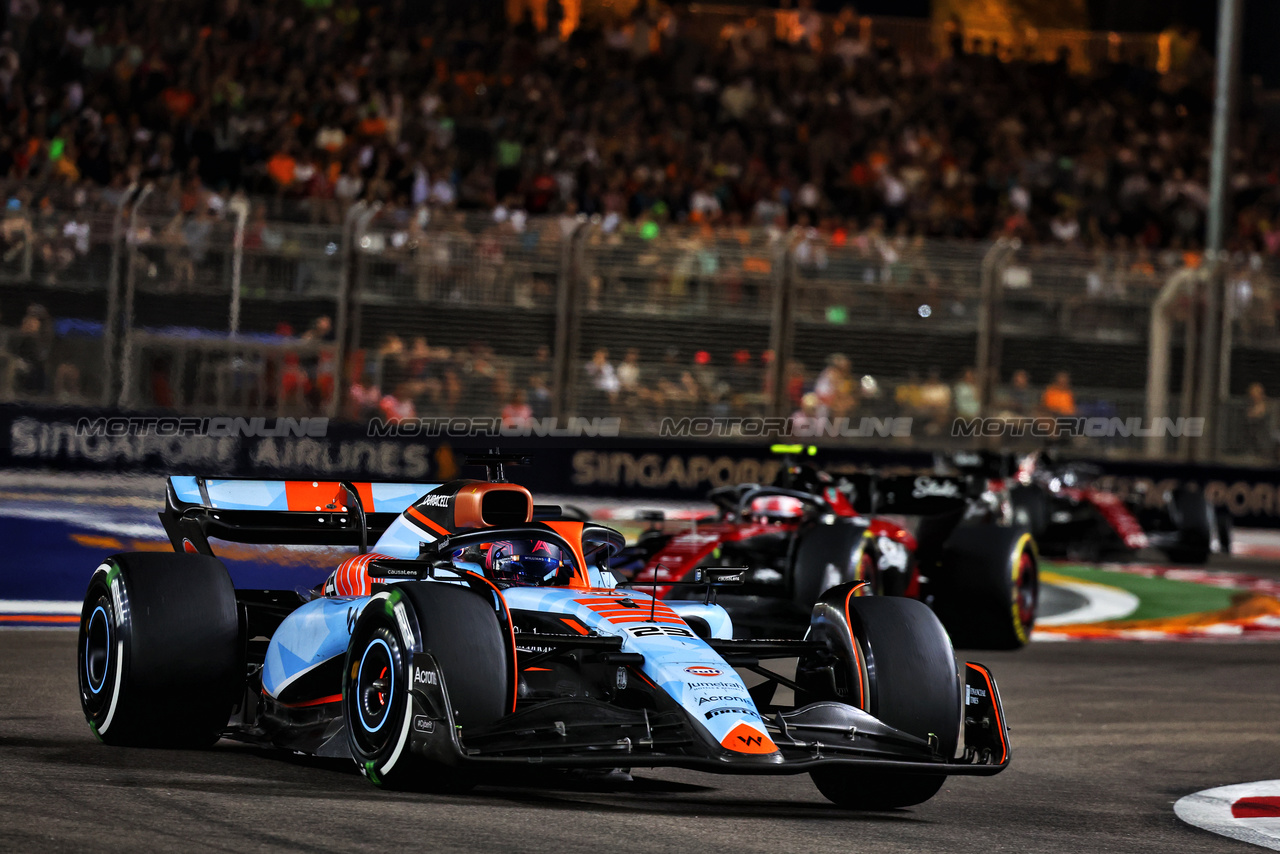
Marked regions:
[160,477,440,554]
[846,473,981,517]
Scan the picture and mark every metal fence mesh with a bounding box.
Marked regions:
[0,191,1275,462]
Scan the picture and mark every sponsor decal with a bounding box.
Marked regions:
[697,695,749,705]
[685,666,722,677]
[705,706,761,720]
[417,494,451,508]
[965,685,988,705]
[413,667,438,686]
[413,715,436,734]
[912,476,961,499]
[687,680,743,691]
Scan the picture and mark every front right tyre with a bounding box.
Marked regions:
[802,590,961,810]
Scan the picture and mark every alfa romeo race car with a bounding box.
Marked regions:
[76,461,1010,808]
[952,450,1231,565]
[611,448,1039,650]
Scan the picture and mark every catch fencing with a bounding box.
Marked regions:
[0,186,1274,463]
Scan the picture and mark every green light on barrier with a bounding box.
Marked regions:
[770,444,817,456]
[640,221,659,240]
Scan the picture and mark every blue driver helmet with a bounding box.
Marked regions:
[486,539,571,587]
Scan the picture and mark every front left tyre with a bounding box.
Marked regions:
[78,552,242,747]
[343,581,512,790]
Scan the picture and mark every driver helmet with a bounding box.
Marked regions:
[773,464,831,495]
[486,539,570,587]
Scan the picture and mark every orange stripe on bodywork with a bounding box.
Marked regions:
[970,664,1008,764]
[603,616,687,625]
[842,583,869,710]
[406,506,451,538]
[561,617,589,635]
[272,692,343,709]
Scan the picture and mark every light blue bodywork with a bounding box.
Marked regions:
[263,580,769,752]
[170,477,440,514]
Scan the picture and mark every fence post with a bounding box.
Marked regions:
[976,238,1015,412]
[227,195,249,337]
[100,182,136,405]
[1146,268,1195,458]
[766,235,795,418]
[117,183,153,409]
[552,218,590,419]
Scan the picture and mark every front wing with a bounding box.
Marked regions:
[404,653,1009,777]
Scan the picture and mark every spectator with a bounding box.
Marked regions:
[1001,369,1037,417]
[10,304,51,395]
[1042,371,1076,417]
[1244,382,1277,460]
[583,348,619,411]
[791,392,827,434]
[527,373,553,420]
[918,367,953,434]
[501,390,533,425]
[617,348,642,394]
[953,367,981,419]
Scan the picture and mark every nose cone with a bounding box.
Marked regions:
[720,722,778,755]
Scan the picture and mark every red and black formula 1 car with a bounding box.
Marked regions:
[952,450,1231,565]
[611,448,1039,650]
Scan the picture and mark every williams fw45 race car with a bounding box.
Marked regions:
[956,450,1232,565]
[76,461,1011,808]
[611,448,1039,650]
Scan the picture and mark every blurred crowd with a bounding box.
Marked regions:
[0,0,1278,459]
[0,0,1279,256]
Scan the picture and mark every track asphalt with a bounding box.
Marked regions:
[2,632,1277,853]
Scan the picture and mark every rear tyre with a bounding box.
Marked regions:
[791,521,870,609]
[1164,489,1212,564]
[344,582,511,790]
[77,552,241,747]
[1216,507,1233,555]
[931,526,1038,650]
[1010,485,1048,539]
[804,591,960,810]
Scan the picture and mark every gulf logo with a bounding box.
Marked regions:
[685,666,722,677]
[1175,779,1280,850]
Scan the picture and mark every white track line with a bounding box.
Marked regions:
[1035,578,1140,627]
[0,600,81,614]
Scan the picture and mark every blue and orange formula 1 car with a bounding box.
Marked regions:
[77,458,1010,809]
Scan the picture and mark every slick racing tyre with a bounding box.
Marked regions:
[1164,489,1213,564]
[78,552,241,747]
[1009,485,1049,540]
[802,590,961,810]
[1216,507,1233,556]
[791,520,876,609]
[931,525,1038,650]
[344,582,512,791]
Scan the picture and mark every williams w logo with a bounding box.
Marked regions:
[738,735,763,748]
